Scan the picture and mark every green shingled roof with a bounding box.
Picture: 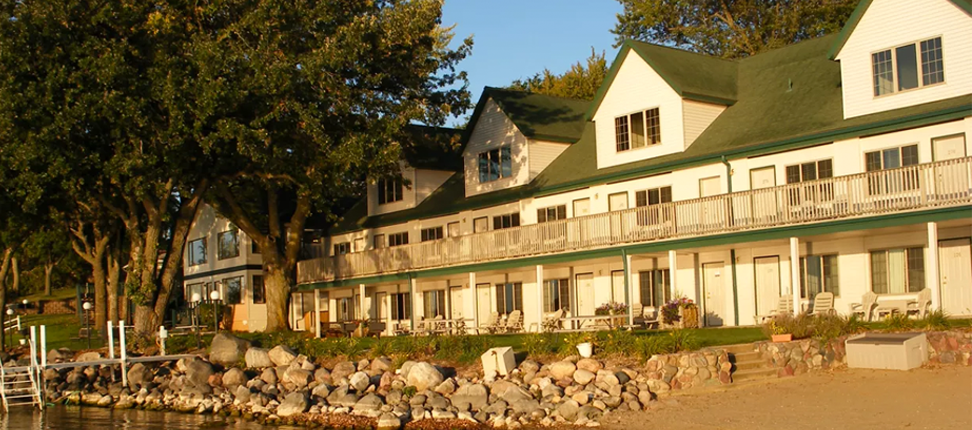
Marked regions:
[327,33,972,235]
[465,87,590,144]
[400,125,464,171]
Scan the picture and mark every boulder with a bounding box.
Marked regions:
[185,358,214,391]
[371,356,392,373]
[519,360,541,374]
[354,393,384,413]
[595,369,620,387]
[331,361,357,382]
[282,367,312,390]
[268,345,297,367]
[377,412,401,430]
[349,371,371,392]
[557,399,581,420]
[314,368,332,384]
[223,367,247,388]
[260,367,278,385]
[244,348,273,368]
[127,363,151,389]
[406,362,443,392]
[277,391,309,417]
[234,385,252,403]
[48,348,73,362]
[575,358,602,373]
[76,351,102,362]
[572,369,595,385]
[311,383,331,399]
[434,379,456,395]
[208,333,251,366]
[549,361,576,380]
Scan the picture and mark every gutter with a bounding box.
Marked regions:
[722,156,740,326]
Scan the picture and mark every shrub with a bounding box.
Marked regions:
[370,337,394,358]
[597,329,637,356]
[917,310,950,331]
[522,333,556,358]
[882,313,914,331]
[667,329,699,353]
[635,335,670,360]
[559,332,595,356]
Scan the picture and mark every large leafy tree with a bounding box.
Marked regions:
[509,49,607,100]
[613,0,857,58]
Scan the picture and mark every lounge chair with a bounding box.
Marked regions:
[756,296,795,323]
[907,288,933,318]
[807,292,835,316]
[505,310,523,333]
[849,291,879,322]
[413,319,429,336]
[541,309,565,332]
[481,312,500,334]
[634,306,659,328]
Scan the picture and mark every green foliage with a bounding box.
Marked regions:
[433,334,491,362]
[559,332,596,356]
[596,329,637,357]
[666,329,700,353]
[522,333,557,358]
[881,313,914,332]
[613,0,858,58]
[918,310,950,331]
[370,337,395,359]
[509,49,607,100]
[634,335,671,360]
[763,313,869,341]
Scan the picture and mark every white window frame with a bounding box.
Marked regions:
[870,36,945,98]
[477,146,512,183]
[615,107,661,152]
[377,177,404,205]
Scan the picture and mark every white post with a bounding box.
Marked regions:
[469,272,478,332]
[359,284,366,320]
[158,326,167,356]
[314,289,322,338]
[536,265,544,332]
[625,253,634,327]
[790,237,801,315]
[40,325,47,368]
[668,250,677,300]
[444,283,453,320]
[107,320,115,360]
[29,325,37,368]
[927,222,942,310]
[409,277,418,330]
[119,319,128,388]
[16,315,21,331]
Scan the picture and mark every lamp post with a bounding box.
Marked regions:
[4,308,13,349]
[82,302,92,349]
[210,290,221,333]
[21,299,27,313]
[191,293,202,349]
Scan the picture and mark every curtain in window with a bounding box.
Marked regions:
[907,248,925,292]
[870,251,888,294]
[888,249,906,294]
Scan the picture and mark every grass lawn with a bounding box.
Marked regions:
[4,313,105,352]
[17,286,78,303]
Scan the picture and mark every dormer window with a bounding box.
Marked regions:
[377,177,404,205]
[871,37,943,97]
[478,146,512,183]
[615,108,660,152]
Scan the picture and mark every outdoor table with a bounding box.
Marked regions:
[561,315,624,331]
[875,299,912,318]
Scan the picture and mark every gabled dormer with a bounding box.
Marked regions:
[367,126,462,216]
[462,88,588,197]
[830,0,972,119]
[587,41,737,170]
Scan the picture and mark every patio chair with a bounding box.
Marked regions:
[481,312,500,334]
[505,310,523,333]
[542,309,565,332]
[807,292,835,316]
[848,291,879,322]
[755,296,794,323]
[907,288,933,318]
[432,315,446,334]
[634,306,660,328]
[413,319,430,336]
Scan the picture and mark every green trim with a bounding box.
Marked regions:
[730,249,739,326]
[828,0,972,59]
[584,45,630,121]
[302,206,970,289]
[184,264,263,281]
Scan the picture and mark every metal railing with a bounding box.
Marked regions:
[298,157,972,283]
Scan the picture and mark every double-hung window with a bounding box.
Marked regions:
[251,275,266,304]
[493,213,520,230]
[800,255,839,298]
[478,146,512,183]
[373,234,385,249]
[495,282,523,314]
[635,186,672,225]
[872,37,944,96]
[865,144,919,194]
[377,177,404,204]
[785,159,834,204]
[542,279,571,313]
[388,232,409,247]
[870,247,925,294]
[217,229,240,260]
[333,242,351,256]
[537,205,567,223]
[616,108,661,152]
[421,226,444,242]
[639,270,671,307]
[223,276,243,305]
[188,238,207,266]
[391,293,411,320]
[423,290,447,318]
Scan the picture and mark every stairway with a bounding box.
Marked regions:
[1,363,43,411]
[724,343,778,383]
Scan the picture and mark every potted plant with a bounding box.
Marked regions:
[768,320,792,342]
[661,297,697,329]
[564,332,596,358]
[595,301,628,329]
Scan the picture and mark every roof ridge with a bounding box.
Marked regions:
[740,33,839,63]
[484,86,594,103]
[623,39,738,64]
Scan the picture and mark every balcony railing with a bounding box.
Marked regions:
[298,157,972,284]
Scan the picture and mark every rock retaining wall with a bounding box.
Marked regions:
[926,330,972,365]
[641,348,732,392]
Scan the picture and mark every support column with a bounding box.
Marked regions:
[469,272,478,330]
[359,284,366,320]
[668,250,677,300]
[445,282,453,320]
[314,289,321,338]
[790,237,801,315]
[927,222,942,310]
[329,295,337,323]
[623,251,633,327]
[536,265,544,332]
[409,276,418,330]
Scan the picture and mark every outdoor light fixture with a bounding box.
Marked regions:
[210,290,222,333]
[209,290,220,301]
[82,302,92,311]
[191,293,201,303]
[5,308,12,316]
[82,302,93,348]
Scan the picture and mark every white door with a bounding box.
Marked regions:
[940,239,972,316]
[450,286,464,319]
[932,135,969,198]
[476,283,492,323]
[933,134,966,161]
[703,262,726,327]
[611,270,626,304]
[750,166,778,223]
[354,237,366,253]
[572,198,591,244]
[376,292,388,321]
[608,193,627,239]
[573,198,591,216]
[575,273,595,316]
[754,256,781,317]
[699,176,723,230]
[473,217,489,233]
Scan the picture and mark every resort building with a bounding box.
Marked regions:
[290,0,971,334]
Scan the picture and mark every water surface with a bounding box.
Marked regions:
[1,405,294,430]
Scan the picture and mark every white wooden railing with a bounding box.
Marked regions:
[298,157,972,283]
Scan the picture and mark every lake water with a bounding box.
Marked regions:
[0,406,296,430]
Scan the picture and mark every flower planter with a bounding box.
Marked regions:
[680,306,700,329]
[576,342,593,358]
[772,334,793,343]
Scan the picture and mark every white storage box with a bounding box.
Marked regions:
[481,346,516,376]
[845,332,928,370]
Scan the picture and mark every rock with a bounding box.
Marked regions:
[331,361,357,382]
[208,333,251,366]
[244,348,273,368]
[595,369,620,387]
[434,379,456,395]
[557,399,581,420]
[427,394,450,410]
[519,360,541,374]
[604,396,623,408]
[277,391,309,417]
[268,345,297,367]
[571,391,590,405]
[260,367,278,385]
[223,368,247,388]
[432,409,457,419]
[185,359,214,391]
[48,348,73,362]
[377,412,401,430]
[406,362,443,392]
[283,368,312,390]
[354,393,384,412]
[573,369,595,385]
[314,367,331,384]
[371,357,393,373]
[127,363,151,389]
[409,394,427,407]
[576,358,602,373]
[541,384,564,398]
[234,385,252,403]
[76,351,102,362]
[350,371,371,392]
[311,383,331,399]
[327,385,360,408]
[385,389,403,406]
[549,361,576,380]
[577,405,602,421]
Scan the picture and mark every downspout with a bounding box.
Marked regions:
[407,273,416,330]
[722,156,740,326]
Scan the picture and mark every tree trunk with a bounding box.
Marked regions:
[107,239,121,323]
[263,256,292,331]
[92,253,108,333]
[0,247,13,351]
[11,257,19,296]
[44,261,54,296]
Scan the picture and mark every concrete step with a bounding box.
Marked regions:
[731,367,778,383]
[733,359,768,371]
[730,351,761,362]
[721,343,758,355]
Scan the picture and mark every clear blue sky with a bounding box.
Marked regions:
[442,0,623,116]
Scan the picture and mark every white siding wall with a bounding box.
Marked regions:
[528,140,571,180]
[464,99,531,197]
[592,50,686,170]
[415,170,454,204]
[682,100,726,148]
[835,0,972,119]
[367,164,417,216]
[184,204,261,277]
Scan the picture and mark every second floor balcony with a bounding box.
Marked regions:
[298,157,972,284]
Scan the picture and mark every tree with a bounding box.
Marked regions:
[195,1,472,331]
[613,0,858,58]
[509,49,607,100]
[22,227,71,297]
